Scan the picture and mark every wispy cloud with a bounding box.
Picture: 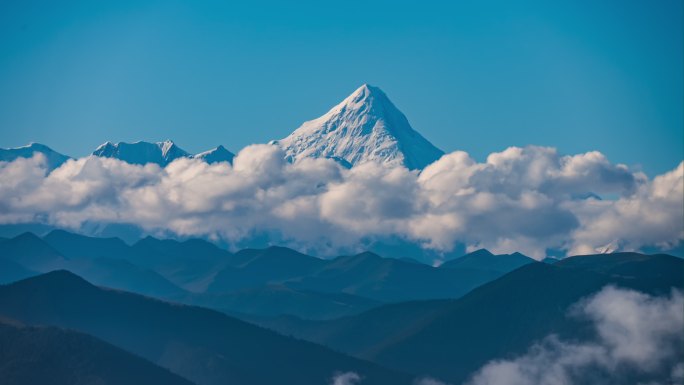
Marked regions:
[413,377,451,385]
[0,145,681,259]
[330,371,362,385]
[467,286,684,385]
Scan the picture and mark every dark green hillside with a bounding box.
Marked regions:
[0,319,194,385]
[0,270,412,385]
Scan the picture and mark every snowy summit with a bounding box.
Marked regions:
[274,84,444,170]
[0,143,71,171]
[92,140,235,166]
[92,140,190,166]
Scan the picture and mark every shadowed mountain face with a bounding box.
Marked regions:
[209,249,536,303]
[44,230,236,290]
[189,284,382,320]
[0,271,412,385]
[0,232,68,272]
[0,233,189,299]
[207,246,327,293]
[1,229,680,384]
[250,253,684,384]
[24,230,537,319]
[439,248,536,273]
[0,319,195,385]
[0,258,36,285]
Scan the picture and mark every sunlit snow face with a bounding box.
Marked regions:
[0,143,681,260]
[277,84,444,170]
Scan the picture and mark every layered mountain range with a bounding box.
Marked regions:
[1,230,680,385]
[0,230,537,319]
[0,84,442,170]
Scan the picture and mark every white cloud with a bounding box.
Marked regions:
[330,371,362,385]
[467,286,684,385]
[567,162,684,255]
[0,146,681,259]
[413,377,451,385]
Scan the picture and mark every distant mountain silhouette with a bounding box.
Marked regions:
[190,284,382,320]
[211,248,537,303]
[0,258,37,285]
[0,233,188,299]
[44,230,235,292]
[207,246,327,293]
[44,229,131,260]
[127,236,239,291]
[0,319,194,385]
[38,233,381,318]
[0,271,412,385]
[439,249,535,273]
[287,251,527,302]
[4,230,544,319]
[251,253,683,384]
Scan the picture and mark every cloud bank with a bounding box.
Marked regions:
[0,145,681,259]
[467,286,684,385]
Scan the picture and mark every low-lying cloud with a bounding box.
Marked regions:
[330,371,362,385]
[0,145,681,259]
[467,286,684,385]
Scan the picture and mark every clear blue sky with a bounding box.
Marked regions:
[0,0,681,175]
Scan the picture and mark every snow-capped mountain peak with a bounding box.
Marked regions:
[0,143,71,171]
[274,84,444,169]
[91,140,235,166]
[192,145,235,164]
[92,140,190,166]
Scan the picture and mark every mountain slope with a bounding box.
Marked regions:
[0,258,36,285]
[0,143,71,171]
[288,251,522,302]
[0,271,412,385]
[274,84,444,170]
[0,319,194,385]
[0,232,68,272]
[207,246,326,293]
[43,231,234,292]
[252,253,683,384]
[369,253,684,383]
[208,247,533,303]
[44,229,131,260]
[1,232,188,299]
[192,284,382,320]
[130,236,239,292]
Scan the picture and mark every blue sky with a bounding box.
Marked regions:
[0,0,681,176]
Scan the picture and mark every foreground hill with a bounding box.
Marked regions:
[251,252,683,384]
[0,319,194,385]
[0,271,412,385]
